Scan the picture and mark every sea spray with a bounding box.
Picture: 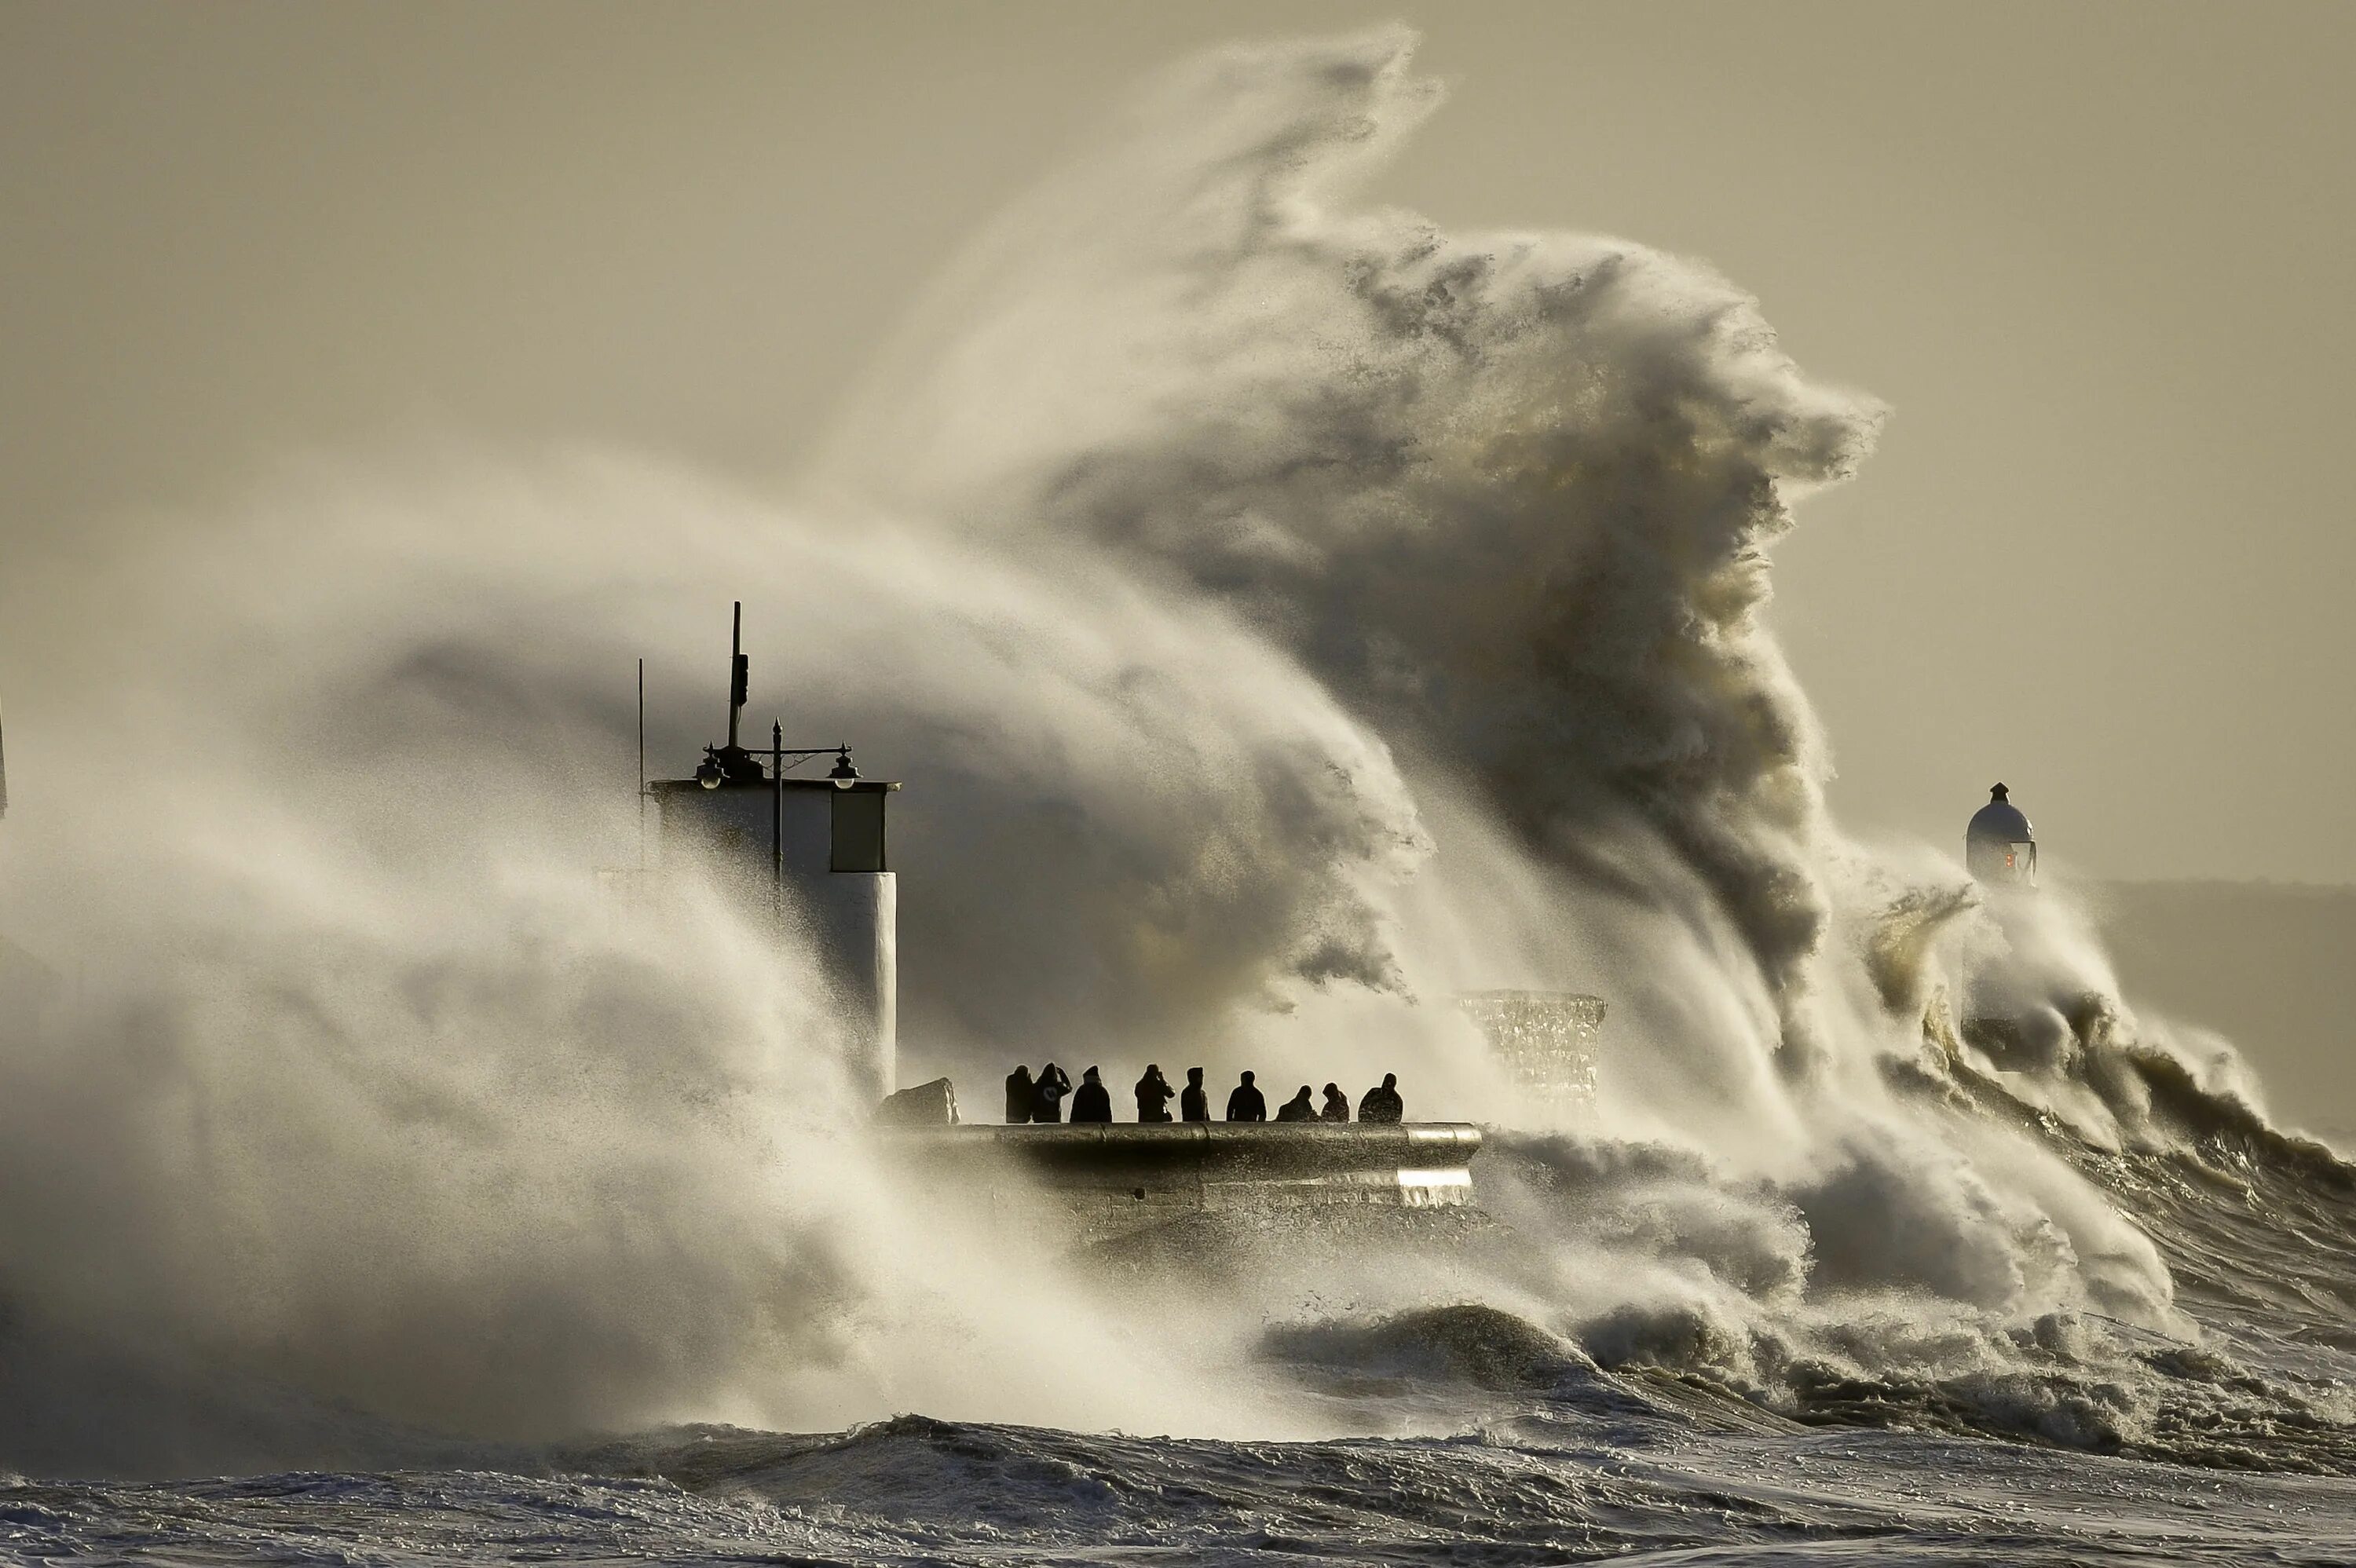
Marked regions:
[1,28,2351,1483]
[0,460,1388,1468]
[822,26,2197,1343]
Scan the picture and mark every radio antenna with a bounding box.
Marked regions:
[635,657,646,868]
[726,601,747,753]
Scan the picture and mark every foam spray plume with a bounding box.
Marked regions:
[2,27,2353,1478]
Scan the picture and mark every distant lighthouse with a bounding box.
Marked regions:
[646,604,899,1105]
[1965,782,2036,888]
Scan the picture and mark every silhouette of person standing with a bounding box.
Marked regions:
[1357,1073,1404,1124]
[1070,1065,1112,1123]
[1275,1085,1318,1122]
[1135,1064,1176,1123]
[1031,1062,1072,1124]
[1180,1067,1209,1123]
[1004,1064,1035,1124]
[1319,1083,1351,1123]
[1226,1070,1267,1122]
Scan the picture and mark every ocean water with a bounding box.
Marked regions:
[6,24,2354,1565]
[9,1102,2355,1565]
[8,1413,2351,1566]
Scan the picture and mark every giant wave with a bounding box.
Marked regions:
[2,26,2352,1563]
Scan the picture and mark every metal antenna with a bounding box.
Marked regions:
[772,718,785,913]
[635,658,646,868]
[726,601,747,752]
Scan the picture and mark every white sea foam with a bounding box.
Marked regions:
[0,29,2350,1496]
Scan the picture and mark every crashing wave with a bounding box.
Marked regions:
[0,27,2349,1482]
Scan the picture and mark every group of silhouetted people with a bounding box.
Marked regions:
[1004,1063,1405,1126]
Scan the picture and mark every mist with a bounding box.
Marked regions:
[0,28,2317,1475]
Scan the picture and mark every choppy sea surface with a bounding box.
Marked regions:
[20,21,2356,1563]
[9,1407,2354,1566]
[9,1100,2356,1567]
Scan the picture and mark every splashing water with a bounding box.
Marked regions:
[2,32,2353,1534]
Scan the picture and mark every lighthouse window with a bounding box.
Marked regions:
[831,789,887,872]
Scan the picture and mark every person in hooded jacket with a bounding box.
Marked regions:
[1004,1064,1036,1124]
[1319,1083,1351,1123]
[1274,1085,1318,1122]
[1180,1067,1209,1122]
[1357,1073,1404,1124]
[1070,1066,1112,1123]
[1030,1062,1073,1124]
[1135,1064,1176,1122]
[1226,1070,1267,1122]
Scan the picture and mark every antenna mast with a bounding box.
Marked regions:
[726,601,748,753]
[635,658,646,868]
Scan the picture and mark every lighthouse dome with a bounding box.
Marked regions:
[1966,783,2032,844]
[1965,783,2037,887]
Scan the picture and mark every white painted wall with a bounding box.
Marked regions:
[652,779,897,1103]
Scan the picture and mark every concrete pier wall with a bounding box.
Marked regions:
[882,1122,1482,1243]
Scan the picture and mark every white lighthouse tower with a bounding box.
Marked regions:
[646,604,899,1105]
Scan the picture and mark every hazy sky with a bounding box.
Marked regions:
[5,1,2351,883]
